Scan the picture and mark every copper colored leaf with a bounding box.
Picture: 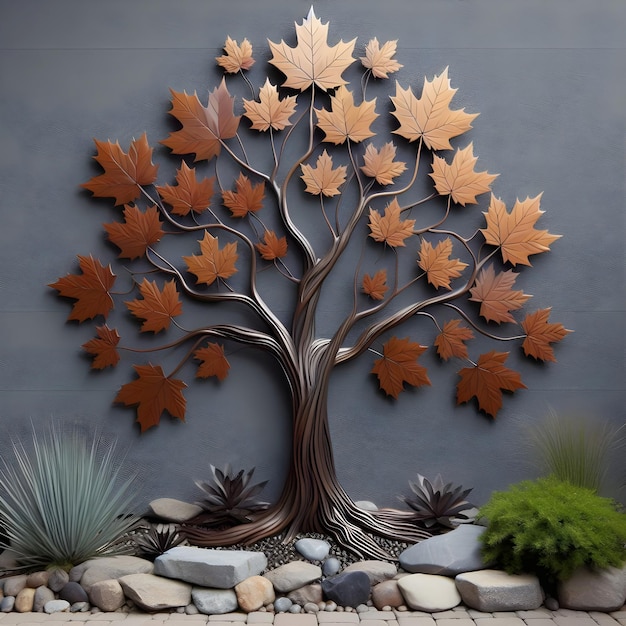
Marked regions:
[521,308,571,362]
[256,230,288,260]
[368,197,415,248]
[268,7,356,92]
[300,150,347,197]
[49,255,115,321]
[360,38,403,79]
[82,325,120,369]
[481,194,561,267]
[125,279,182,333]
[222,173,265,217]
[243,79,297,132]
[156,162,214,216]
[371,336,431,399]
[418,238,468,290]
[362,269,388,300]
[81,133,158,206]
[184,232,238,286]
[216,36,255,73]
[194,343,230,380]
[104,204,164,259]
[434,319,474,361]
[360,142,407,186]
[115,364,187,432]
[456,350,526,418]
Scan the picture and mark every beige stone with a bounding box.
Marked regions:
[372,579,404,610]
[14,587,36,613]
[235,575,275,612]
[397,573,461,612]
[89,579,126,612]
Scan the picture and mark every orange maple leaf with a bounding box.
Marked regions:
[194,342,230,380]
[82,325,120,369]
[184,232,238,286]
[156,162,214,216]
[362,269,388,300]
[368,198,415,247]
[391,69,478,151]
[418,238,468,290]
[300,150,347,197]
[268,8,356,92]
[81,133,158,206]
[360,38,403,79]
[434,319,474,361]
[315,86,378,144]
[469,264,532,324]
[115,364,187,432]
[481,194,561,267]
[222,173,265,217]
[49,255,115,322]
[161,79,241,162]
[371,336,431,399]
[360,142,407,186]
[125,279,182,333]
[243,79,297,132]
[430,143,498,206]
[104,204,164,259]
[256,230,288,261]
[457,350,526,418]
[521,308,571,362]
[216,36,255,73]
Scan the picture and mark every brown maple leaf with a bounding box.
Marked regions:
[156,162,214,216]
[418,238,468,290]
[216,36,255,73]
[256,230,288,261]
[430,143,498,206]
[243,79,297,132]
[115,364,187,432]
[368,198,415,247]
[434,319,474,361]
[104,204,164,259]
[184,232,238,286]
[481,194,561,267]
[300,150,347,197]
[194,342,230,380]
[161,78,241,162]
[125,279,182,333]
[315,86,378,144]
[456,350,526,418]
[360,142,407,186]
[49,255,116,321]
[521,308,571,362]
[222,173,265,217]
[360,38,403,79]
[362,269,388,300]
[82,325,120,369]
[371,336,431,399]
[469,264,532,324]
[268,7,356,91]
[81,133,158,206]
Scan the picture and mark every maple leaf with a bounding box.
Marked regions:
[360,38,403,79]
[521,308,571,362]
[368,198,415,247]
[222,173,265,217]
[194,342,230,380]
[434,319,474,361]
[49,255,115,322]
[430,143,498,206]
[216,36,255,73]
[243,79,297,132]
[315,86,378,145]
[125,279,183,333]
[256,230,288,261]
[82,325,120,369]
[300,150,347,197]
[104,204,164,259]
[371,336,431,399]
[268,7,356,92]
[156,162,214,216]
[161,79,240,162]
[418,237,468,290]
[469,264,532,324]
[391,69,479,150]
[362,269,388,300]
[81,133,158,206]
[457,350,526,418]
[115,364,186,432]
[481,194,561,267]
[184,232,238,286]
[360,142,407,186]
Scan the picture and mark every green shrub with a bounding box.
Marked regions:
[479,476,626,585]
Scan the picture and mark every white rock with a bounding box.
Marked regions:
[558,565,626,612]
[397,573,461,612]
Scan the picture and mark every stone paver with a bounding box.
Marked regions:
[474,618,525,626]
[396,618,436,626]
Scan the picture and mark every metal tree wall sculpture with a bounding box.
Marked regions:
[50,9,570,558]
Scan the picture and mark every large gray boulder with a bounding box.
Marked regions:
[74,556,154,591]
[119,573,192,611]
[558,565,626,612]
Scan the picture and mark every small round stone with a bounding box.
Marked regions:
[303,602,319,613]
[288,604,302,613]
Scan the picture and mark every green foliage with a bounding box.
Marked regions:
[133,523,185,561]
[479,476,626,584]
[0,426,140,571]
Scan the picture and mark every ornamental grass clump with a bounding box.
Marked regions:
[0,426,140,571]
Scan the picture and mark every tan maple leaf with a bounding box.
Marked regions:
[183,232,238,286]
[125,279,183,333]
[194,342,230,380]
[362,269,388,300]
[368,198,415,247]
[82,325,120,369]
[243,79,297,132]
[418,238,468,290]
[521,308,571,362]
[360,38,403,79]
[315,86,378,144]
[104,204,164,260]
[430,143,498,206]
[256,230,288,261]
[216,36,255,73]
[268,7,356,92]
[481,194,561,266]
[434,319,474,361]
[156,162,214,216]
[222,173,265,217]
[300,150,347,197]
[360,142,407,185]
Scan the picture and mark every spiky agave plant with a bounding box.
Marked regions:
[133,523,185,561]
